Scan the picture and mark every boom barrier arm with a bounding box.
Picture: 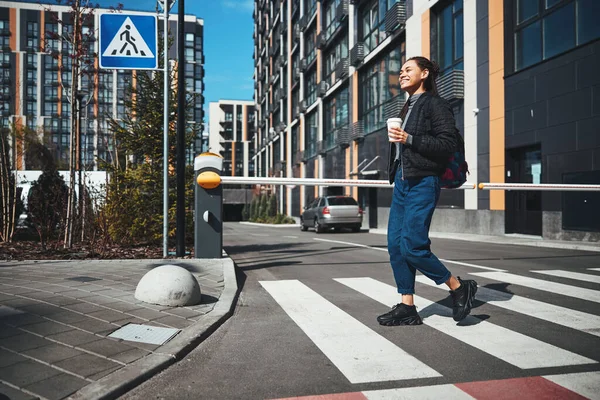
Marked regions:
[220,176,600,191]
[220,176,477,189]
[479,183,600,191]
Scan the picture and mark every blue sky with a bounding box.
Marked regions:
[87,0,255,123]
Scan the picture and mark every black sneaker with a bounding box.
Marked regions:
[450,277,478,321]
[377,303,423,326]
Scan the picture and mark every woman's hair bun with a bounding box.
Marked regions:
[428,60,440,78]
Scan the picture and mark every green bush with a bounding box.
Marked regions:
[27,169,69,249]
[249,196,259,221]
[268,194,277,217]
[259,194,268,220]
[103,164,194,245]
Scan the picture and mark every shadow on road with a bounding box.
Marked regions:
[238,260,303,271]
[224,242,305,255]
[418,282,514,326]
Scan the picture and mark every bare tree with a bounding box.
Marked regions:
[0,122,19,243]
[43,0,122,248]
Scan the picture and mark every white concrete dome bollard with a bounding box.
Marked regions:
[135,264,202,306]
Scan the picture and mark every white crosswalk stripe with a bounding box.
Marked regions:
[259,280,441,383]
[336,277,596,369]
[414,275,600,337]
[363,384,475,400]
[543,371,600,399]
[588,268,600,272]
[470,271,600,303]
[531,269,600,284]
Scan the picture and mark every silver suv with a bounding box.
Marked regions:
[300,196,363,233]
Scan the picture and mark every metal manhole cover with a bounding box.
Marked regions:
[65,276,102,282]
[108,323,180,345]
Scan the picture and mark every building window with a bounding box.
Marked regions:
[514,0,600,71]
[360,47,402,135]
[323,86,349,150]
[305,70,317,106]
[434,0,463,76]
[305,110,318,159]
[27,22,39,50]
[323,37,348,87]
[44,86,58,101]
[291,125,299,165]
[323,0,341,40]
[359,0,399,54]
[305,28,317,65]
[305,0,317,18]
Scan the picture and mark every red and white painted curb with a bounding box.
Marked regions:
[271,372,600,400]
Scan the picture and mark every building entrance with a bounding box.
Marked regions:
[505,145,542,236]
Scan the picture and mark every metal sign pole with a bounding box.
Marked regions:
[162,2,169,258]
[176,0,186,257]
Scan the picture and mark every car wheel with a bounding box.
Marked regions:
[300,218,308,231]
[351,225,361,233]
[314,218,324,234]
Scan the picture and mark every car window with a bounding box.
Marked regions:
[327,196,358,206]
[317,198,324,207]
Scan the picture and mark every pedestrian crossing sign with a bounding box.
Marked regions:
[99,13,158,70]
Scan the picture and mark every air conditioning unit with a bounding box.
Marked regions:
[317,81,329,97]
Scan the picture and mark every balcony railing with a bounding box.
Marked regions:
[334,125,350,148]
[383,96,405,120]
[317,140,326,155]
[350,120,364,142]
[336,0,349,23]
[317,81,328,97]
[335,58,349,81]
[350,42,365,66]
[437,69,465,102]
[385,1,407,33]
[316,32,327,49]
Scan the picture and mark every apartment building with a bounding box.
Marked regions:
[0,0,205,171]
[208,100,256,177]
[253,0,600,241]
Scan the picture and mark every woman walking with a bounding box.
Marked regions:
[378,56,477,326]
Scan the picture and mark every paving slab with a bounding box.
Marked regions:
[46,329,103,346]
[24,373,89,400]
[23,320,76,336]
[54,353,122,378]
[0,359,63,387]
[0,382,38,400]
[0,349,27,368]
[79,338,140,358]
[22,343,84,364]
[0,258,237,400]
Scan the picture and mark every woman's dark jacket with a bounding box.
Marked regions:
[388,91,458,184]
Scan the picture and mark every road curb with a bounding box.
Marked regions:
[67,256,240,400]
[239,221,300,228]
[369,229,600,252]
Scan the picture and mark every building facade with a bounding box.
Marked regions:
[208,100,256,177]
[252,0,600,241]
[0,0,205,171]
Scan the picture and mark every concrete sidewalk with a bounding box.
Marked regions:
[0,257,238,400]
[369,229,600,252]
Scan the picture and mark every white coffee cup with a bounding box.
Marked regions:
[386,117,402,131]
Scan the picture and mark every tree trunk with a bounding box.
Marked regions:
[64,0,82,248]
[0,124,18,243]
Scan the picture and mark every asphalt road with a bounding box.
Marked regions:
[122,222,600,399]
